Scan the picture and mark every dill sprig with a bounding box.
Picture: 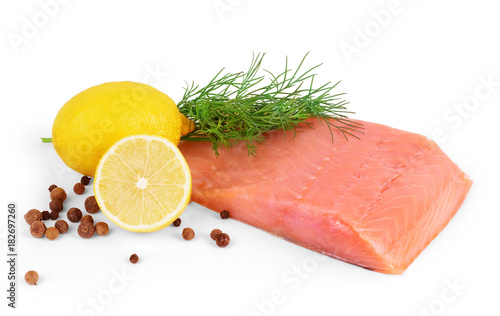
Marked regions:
[177,53,363,157]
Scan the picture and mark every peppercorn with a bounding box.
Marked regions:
[172,218,181,227]
[81,176,91,185]
[129,254,139,264]
[67,208,82,223]
[81,215,94,224]
[95,222,109,236]
[216,233,230,248]
[30,221,46,238]
[54,220,69,234]
[78,221,95,238]
[182,227,195,240]
[50,187,67,202]
[220,210,230,219]
[49,199,63,212]
[25,271,39,285]
[48,184,58,192]
[45,227,59,240]
[210,229,222,240]
[73,182,85,195]
[24,209,42,225]
[49,211,59,220]
[41,210,50,221]
[85,196,100,214]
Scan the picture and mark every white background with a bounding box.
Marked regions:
[1,1,499,315]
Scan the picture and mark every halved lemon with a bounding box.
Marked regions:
[94,135,191,232]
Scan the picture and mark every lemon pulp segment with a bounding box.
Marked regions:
[94,135,191,232]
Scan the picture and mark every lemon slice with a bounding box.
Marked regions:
[94,135,191,232]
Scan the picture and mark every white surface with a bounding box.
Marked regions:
[1,1,498,315]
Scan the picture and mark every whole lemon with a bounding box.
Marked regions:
[52,81,183,176]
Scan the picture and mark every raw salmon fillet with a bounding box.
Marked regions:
[179,119,472,274]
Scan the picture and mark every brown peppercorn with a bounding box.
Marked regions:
[24,209,42,225]
[216,233,230,248]
[49,199,63,212]
[85,196,100,214]
[25,271,39,285]
[129,254,139,264]
[50,187,67,202]
[81,176,91,185]
[67,208,82,223]
[81,215,94,224]
[45,227,59,240]
[210,229,222,240]
[73,182,85,195]
[41,210,50,221]
[172,218,181,227]
[49,211,59,220]
[30,221,46,238]
[220,210,230,219]
[54,220,69,234]
[78,221,95,238]
[95,222,109,236]
[48,184,58,192]
[182,227,195,240]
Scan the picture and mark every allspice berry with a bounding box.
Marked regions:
[95,222,109,236]
[25,270,39,285]
[49,199,63,212]
[182,227,195,240]
[172,218,181,227]
[216,233,231,248]
[78,221,95,238]
[67,208,82,223]
[220,210,230,219]
[54,220,69,234]
[48,184,58,192]
[41,210,50,221]
[45,227,59,240]
[85,196,100,214]
[30,221,46,238]
[81,176,91,185]
[129,254,139,264]
[210,229,222,240]
[24,209,42,225]
[73,182,85,195]
[49,211,59,220]
[50,187,67,202]
[81,215,94,224]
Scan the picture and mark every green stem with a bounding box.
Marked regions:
[41,137,52,143]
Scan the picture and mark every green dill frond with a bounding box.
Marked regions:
[177,53,363,157]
